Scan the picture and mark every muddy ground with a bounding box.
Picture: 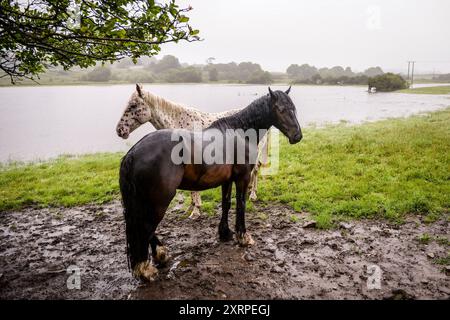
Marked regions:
[0,200,448,300]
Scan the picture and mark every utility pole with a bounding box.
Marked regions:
[407,61,411,82]
[407,61,415,88]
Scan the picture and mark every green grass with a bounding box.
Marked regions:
[434,255,450,266]
[416,233,449,246]
[397,85,450,95]
[256,109,450,227]
[417,233,431,244]
[0,153,121,209]
[1,110,449,229]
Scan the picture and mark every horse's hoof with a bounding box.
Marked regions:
[133,261,158,281]
[153,245,170,266]
[237,232,255,246]
[219,228,234,242]
[249,191,258,201]
[188,206,201,219]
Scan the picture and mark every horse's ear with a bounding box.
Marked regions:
[136,83,143,97]
[268,87,276,102]
[285,85,291,95]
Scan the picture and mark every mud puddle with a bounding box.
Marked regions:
[0,201,448,299]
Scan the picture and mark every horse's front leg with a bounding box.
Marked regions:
[235,175,255,246]
[218,181,233,241]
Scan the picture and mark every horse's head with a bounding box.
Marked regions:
[268,86,302,144]
[116,84,152,139]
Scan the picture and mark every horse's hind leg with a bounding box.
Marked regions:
[150,233,169,266]
[249,164,259,201]
[133,199,174,280]
[187,192,202,219]
[249,131,269,201]
[150,221,170,267]
[131,218,159,281]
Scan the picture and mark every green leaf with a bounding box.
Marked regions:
[179,16,189,23]
[0,0,200,83]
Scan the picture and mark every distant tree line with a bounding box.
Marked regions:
[67,55,407,90]
[146,55,202,82]
[432,73,450,82]
[81,67,112,82]
[286,63,384,85]
[79,55,272,84]
[204,62,272,84]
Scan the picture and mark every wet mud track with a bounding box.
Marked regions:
[0,201,448,299]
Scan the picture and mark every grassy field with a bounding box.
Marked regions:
[1,109,449,228]
[398,85,450,95]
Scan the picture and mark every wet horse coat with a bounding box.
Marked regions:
[116,85,268,217]
[119,88,302,281]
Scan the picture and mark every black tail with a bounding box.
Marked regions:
[119,153,153,271]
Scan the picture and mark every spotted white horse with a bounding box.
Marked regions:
[116,84,268,217]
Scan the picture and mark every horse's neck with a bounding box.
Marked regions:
[223,99,272,134]
[144,92,203,129]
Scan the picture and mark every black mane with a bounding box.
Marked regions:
[208,94,273,132]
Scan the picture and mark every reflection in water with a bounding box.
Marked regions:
[0,84,448,162]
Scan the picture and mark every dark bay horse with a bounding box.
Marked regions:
[119,87,302,280]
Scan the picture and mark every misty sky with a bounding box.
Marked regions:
[159,0,450,73]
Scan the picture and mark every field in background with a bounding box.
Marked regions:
[398,85,450,95]
[1,109,449,228]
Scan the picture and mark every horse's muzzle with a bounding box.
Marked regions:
[116,126,129,139]
[289,132,302,144]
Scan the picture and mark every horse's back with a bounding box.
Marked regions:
[121,129,185,192]
[127,129,177,154]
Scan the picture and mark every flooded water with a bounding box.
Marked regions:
[0,83,449,162]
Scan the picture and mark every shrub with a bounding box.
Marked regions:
[368,73,408,92]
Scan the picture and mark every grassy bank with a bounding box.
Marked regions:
[398,85,450,95]
[1,109,449,227]
[0,154,121,209]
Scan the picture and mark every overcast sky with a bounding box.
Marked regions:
[159,0,450,73]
